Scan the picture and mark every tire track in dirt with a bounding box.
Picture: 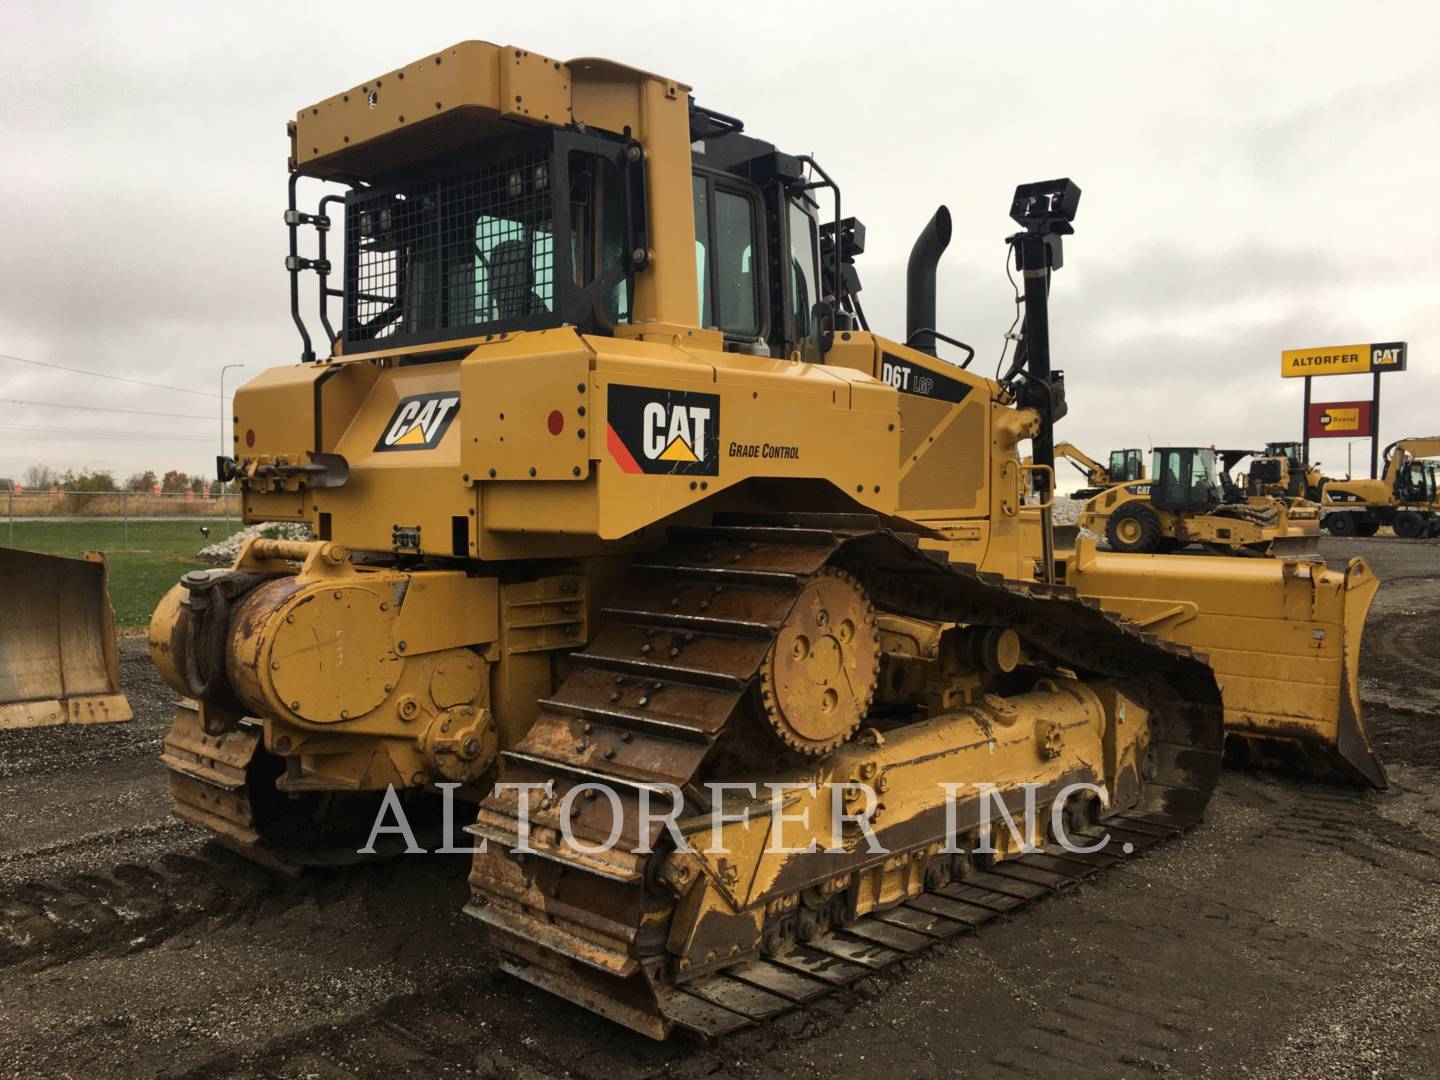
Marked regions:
[165,773,1440,1080]
[0,846,276,972]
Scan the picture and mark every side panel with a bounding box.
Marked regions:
[827,335,991,520]
[235,330,903,557]
[828,333,1038,579]
[481,334,900,541]
[461,330,593,483]
[317,361,471,556]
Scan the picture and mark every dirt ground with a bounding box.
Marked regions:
[2,537,1437,1079]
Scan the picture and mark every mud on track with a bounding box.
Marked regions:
[1,536,1437,1079]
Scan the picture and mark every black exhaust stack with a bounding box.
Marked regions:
[906,207,952,356]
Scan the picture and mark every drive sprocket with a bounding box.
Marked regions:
[759,566,879,756]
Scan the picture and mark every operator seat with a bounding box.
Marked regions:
[489,239,547,320]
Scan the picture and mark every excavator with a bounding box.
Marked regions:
[141,42,1382,1040]
[1322,436,1440,538]
[1049,442,1144,499]
[1079,446,1321,557]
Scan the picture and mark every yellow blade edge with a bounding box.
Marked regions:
[1064,539,1385,788]
[0,548,132,729]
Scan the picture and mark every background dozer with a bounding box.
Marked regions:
[1322,436,1440,537]
[0,548,131,728]
[1080,445,1321,557]
[139,41,1381,1040]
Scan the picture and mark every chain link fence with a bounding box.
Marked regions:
[4,489,242,548]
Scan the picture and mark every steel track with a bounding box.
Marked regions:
[468,514,1225,1040]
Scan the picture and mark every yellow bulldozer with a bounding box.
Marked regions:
[1079,446,1321,557]
[140,41,1382,1039]
[1321,436,1440,538]
[0,549,130,728]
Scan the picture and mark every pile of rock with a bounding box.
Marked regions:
[1051,496,1084,527]
[197,522,314,566]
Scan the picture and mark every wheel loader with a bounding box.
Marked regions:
[142,41,1383,1039]
[1321,436,1440,538]
[1079,446,1322,557]
[1430,463,1440,533]
[1263,440,1325,502]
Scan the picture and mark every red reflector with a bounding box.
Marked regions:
[547,409,564,435]
[245,428,255,447]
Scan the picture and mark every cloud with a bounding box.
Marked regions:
[1,0,1436,486]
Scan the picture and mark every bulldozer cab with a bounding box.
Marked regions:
[303,88,827,367]
[1108,448,1143,483]
[1150,447,1223,511]
[339,130,646,350]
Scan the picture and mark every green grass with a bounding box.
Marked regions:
[2,519,248,630]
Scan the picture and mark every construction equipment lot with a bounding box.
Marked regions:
[1,536,1435,1080]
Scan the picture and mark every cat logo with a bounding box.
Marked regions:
[606,384,720,476]
[374,391,461,452]
[1370,342,1406,371]
[1320,407,1360,430]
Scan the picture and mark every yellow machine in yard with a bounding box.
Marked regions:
[1321,436,1440,538]
[0,549,130,728]
[141,42,1383,1039]
[1051,441,1144,499]
[1262,440,1325,502]
[1079,446,1321,557]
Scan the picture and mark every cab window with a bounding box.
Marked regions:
[788,200,820,343]
[692,171,764,340]
[693,175,711,329]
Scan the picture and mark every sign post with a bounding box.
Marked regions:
[1281,342,1407,476]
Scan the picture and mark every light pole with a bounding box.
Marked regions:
[1346,439,1366,479]
[220,364,245,535]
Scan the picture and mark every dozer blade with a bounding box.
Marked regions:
[1064,536,1385,788]
[0,548,131,728]
[1267,529,1322,561]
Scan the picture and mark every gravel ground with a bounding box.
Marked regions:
[0,537,1436,1078]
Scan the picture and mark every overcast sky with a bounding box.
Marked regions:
[2,0,1437,490]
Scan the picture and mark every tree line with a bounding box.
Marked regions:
[0,465,237,494]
